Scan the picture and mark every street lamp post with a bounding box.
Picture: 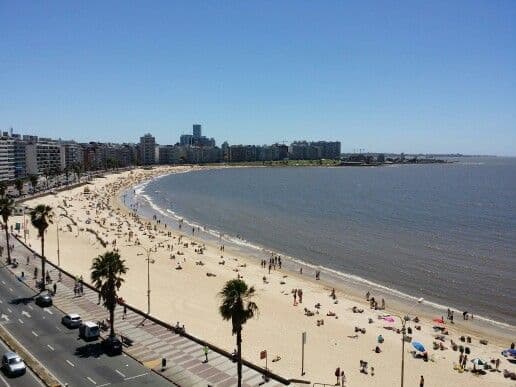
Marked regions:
[56,219,60,267]
[139,245,155,315]
[388,297,424,387]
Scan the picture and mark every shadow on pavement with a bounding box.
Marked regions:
[74,342,104,358]
[9,296,34,305]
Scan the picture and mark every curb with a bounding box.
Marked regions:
[0,323,62,386]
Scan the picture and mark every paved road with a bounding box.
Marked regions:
[0,337,43,387]
[0,264,173,387]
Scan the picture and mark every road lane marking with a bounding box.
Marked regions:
[86,376,97,385]
[32,331,38,337]
[18,318,23,324]
[0,374,10,387]
[56,326,62,331]
[47,344,54,351]
[22,311,31,318]
[44,309,53,315]
[1,281,5,285]
[66,360,74,367]
[124,373,147,381]
[28,305,33,310]
[115,369,126,377]
[97,384,111,387]
[8,288,12,292]
[7,308,11,313]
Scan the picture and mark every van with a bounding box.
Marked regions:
[79,321,100,341]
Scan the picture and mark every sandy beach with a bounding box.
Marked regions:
[12,166,516,386]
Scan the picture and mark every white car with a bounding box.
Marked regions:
[2,352,26,376]
[62,313,82,328]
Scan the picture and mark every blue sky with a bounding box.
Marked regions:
[1,1,515,155]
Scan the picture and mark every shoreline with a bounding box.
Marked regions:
[129,167,515,340]
[14,166,516,386]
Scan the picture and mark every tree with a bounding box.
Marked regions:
[30,205,53,290]
[43,168,50,190]
[73,163,83,182]
[0,181,6,197]
[91,251,128,337]
[14,178,24,197]
[64,166,70,184]
[219,279,258,387]
[0,198,15,264]
[29,175,38,192]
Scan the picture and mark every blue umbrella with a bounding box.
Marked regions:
[502,349,516,357]
[412,341,426,352]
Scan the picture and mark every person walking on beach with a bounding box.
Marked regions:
[419,375,424,387]
[335,367,340,385]
[293,289,297,305]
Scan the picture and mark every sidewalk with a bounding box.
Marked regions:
[5,234,285,387]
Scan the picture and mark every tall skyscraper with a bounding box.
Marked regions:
[139,133,156,165]
[193,124,202,139]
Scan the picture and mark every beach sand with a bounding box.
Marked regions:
[12,166,516,386]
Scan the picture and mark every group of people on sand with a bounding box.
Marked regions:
[365,291,385,310]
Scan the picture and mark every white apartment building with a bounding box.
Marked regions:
[25,139,62,175]
[0,136,15,181]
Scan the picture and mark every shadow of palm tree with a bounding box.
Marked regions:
[9,296,34,305]
[74,342,104,358]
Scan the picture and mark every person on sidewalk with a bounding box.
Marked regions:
[203,345,209,363]
[53,282,57,295]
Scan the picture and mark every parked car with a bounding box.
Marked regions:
[35,292,52,307]
[61,313,82,328]
[1,352,26,376]
[102,335,123,356]
[79,321,100,341]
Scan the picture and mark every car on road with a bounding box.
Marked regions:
[79,321,100,341]
[1,352,26,376]
[102,335,123,356]
[34,292,52,307]
[61,313,82,328]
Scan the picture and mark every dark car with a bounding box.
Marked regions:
[35,293,52,307]
[102,336,123,356]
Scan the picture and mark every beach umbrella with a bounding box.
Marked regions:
[502,349,516,357]
[471,358,486,367]
[412,341,426,352]
[382,316,395,323]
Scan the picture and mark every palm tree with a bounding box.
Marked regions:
[91,251,128,337]
[29,175,38,192]
[30,205,53,290]
[73,163,83,182]
[14,178,24,197]
[0,181,6,197]
[0,198,15,264]
[219,279,258,387]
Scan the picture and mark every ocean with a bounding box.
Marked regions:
[132,158,516,326]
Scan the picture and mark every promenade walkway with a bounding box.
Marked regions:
[5,234,285,387]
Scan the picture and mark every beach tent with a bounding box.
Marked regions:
[412,341,426,352]
[432,317,445,324]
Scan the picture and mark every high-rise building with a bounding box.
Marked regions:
[139,133,156,165]
[0,133,15,181]
[25,138,62,175]
[193,124,202,138]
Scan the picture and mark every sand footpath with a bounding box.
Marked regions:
[13,166,515,386]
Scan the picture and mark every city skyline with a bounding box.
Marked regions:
[1,2,515,155]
